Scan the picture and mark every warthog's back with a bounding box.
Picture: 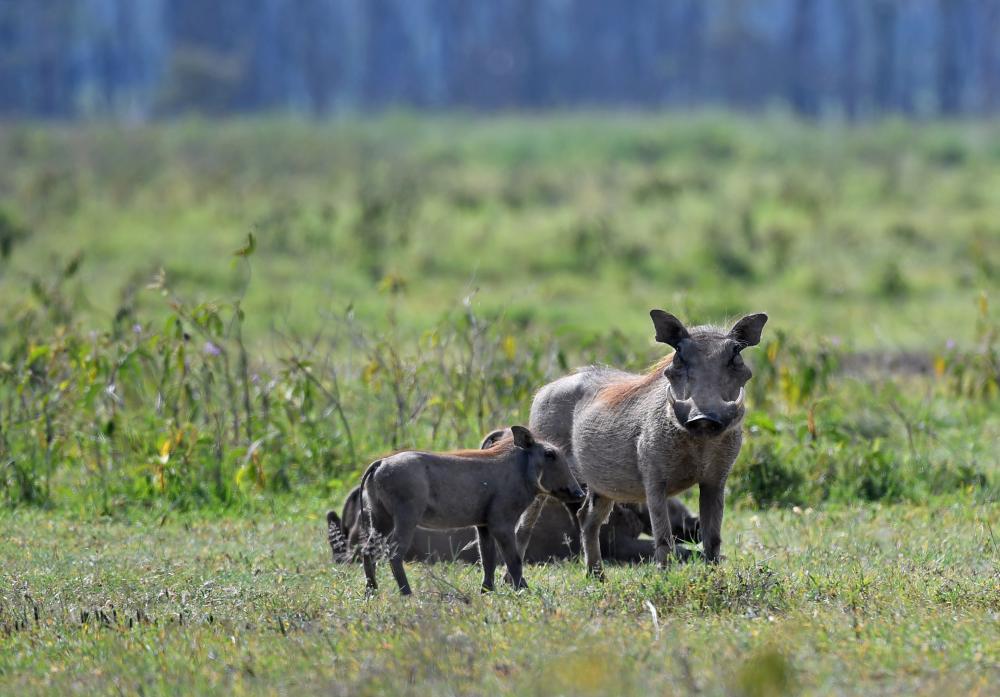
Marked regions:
[369,447,530,529]
[529,367,634,468]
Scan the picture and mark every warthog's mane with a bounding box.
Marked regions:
[596,353,674,407]
[369,436,516,463]
[442,436,516,459]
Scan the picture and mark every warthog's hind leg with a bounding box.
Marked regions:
[362,502,394,594]
[388,510,418,595]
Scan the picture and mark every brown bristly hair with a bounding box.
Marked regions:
[367,436,516,466]
[596,353,674,407]
[443,436,516,459]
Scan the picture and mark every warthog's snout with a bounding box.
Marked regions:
[684,413,725,436]
[670,386,745,438]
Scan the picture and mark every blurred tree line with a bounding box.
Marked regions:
[1,0,999,119]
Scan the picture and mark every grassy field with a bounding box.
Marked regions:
[1,499,997,696]
[1,115,998,345]
[0,115,997,694]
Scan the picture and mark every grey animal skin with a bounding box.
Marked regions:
[479,427,701,560]
[360,425,585,595]
[328,428,700,567]
[527,310,767,577]
[327,488,481,564]
[328,490,699,565]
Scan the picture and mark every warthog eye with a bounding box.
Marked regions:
[730,351,744,367]
[544,449,556,461]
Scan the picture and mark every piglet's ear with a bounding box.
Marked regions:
[510,425,535,449]
[729,313,768,349]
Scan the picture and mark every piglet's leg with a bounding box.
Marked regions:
[492,525,527,590]
[362,505,393,593]
[362,545,378,593]
[388,511,418,595]
[477,526,497,592]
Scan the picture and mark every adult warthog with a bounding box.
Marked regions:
[527,310,767,577]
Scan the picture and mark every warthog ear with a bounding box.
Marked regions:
[479,428,508,450]
[729,313,768,349]
[510,425,535,449]
[650,310,690,348]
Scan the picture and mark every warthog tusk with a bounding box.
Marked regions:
[666,384,678,403]
[734,387,745,407]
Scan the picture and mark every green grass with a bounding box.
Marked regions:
[0,114,997,346]
[0,115,997,693]
[1,498,997,695]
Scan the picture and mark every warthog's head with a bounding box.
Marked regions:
[651,310,768,438]
[510,425,586,503]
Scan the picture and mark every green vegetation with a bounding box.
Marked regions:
[0,116,997,694]
[1,501,996,696]
[1,115,998,343]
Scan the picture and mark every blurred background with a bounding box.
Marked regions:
[0,1,996,510]
[2,0,1000,119]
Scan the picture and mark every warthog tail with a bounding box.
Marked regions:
[358,459,383,496]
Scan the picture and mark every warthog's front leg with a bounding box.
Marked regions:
[492,526,528,590]
[476,525,497,592]
[643,478,680,567]
[577,492,614,579]
[698,482,725,563]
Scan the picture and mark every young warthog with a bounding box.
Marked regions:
[360,425,584,595]
[528,310,767,577]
